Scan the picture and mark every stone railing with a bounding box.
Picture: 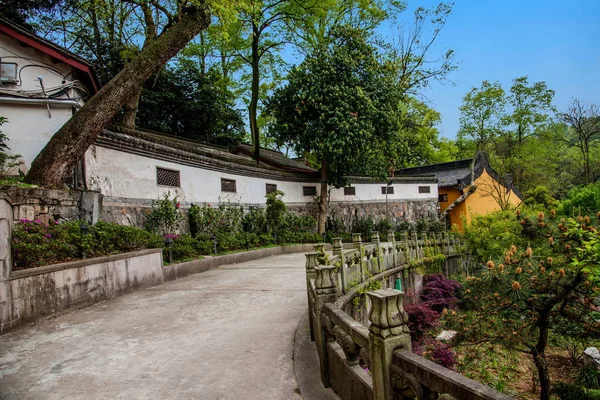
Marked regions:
[305,231,512,400]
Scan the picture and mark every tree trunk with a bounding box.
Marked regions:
[25,5,210,187]
[317,162,328,234]
[534,312,551,400]
[249,23,260,162]
[121,87,142,129]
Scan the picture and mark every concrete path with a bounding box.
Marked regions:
[0,253,308,400]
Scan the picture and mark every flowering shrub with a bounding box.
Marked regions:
[188,202,243,235]
[145,192,184,235]
[12,220,163,269]
[404,302,441,341]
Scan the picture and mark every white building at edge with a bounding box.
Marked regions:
[0,18,439,227]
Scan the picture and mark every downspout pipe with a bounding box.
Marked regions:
[0,96,82,109]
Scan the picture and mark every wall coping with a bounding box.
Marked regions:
[8,248,163,280]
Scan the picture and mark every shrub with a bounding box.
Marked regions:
[559,183,600,217]
[265,190,287,233]
[524,185,558,209]
[404,302,440,341]
[190,202,243,235]
[145,192,184,235]
[12,220,163,269]
[352,216,374,237]
[420,274,461,313]
[376,218,393,233]
[462,210,527,263]
[431,344,458,369]
[243,207,268,234]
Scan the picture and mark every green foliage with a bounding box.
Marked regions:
[559,183,600,217]
[352,279,383,307]
[452,209,600,399]
[242,208,268,234]
[0,117,22,179]
[188,202,243,235]
[462,210,526,263]
[523,185,558,209]
[265,190,287,233]
[265,25,403,188]
[352,217,375,237]
[144,193,184,236]
[12,219,163,269]
[552,382,600,400]
[457,80,505,149]
[137,67,245,148]
[577,364,600,390]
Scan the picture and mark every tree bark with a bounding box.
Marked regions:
[25,5,210,187]
[121,87,142,129]
[533,311,551,400]
[317,161,328,234]
[249,22,261,162]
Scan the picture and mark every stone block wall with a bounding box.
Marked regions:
[0,187,101,225]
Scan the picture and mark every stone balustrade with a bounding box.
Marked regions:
[305,232,512,400]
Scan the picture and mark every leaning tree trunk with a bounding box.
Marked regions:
[121,87,142,129]
[25,5,210,187]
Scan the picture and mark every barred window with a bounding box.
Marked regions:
[381,186,394,195]
[344,186,356,196]
[303,186,317,196]
[266,183,277,194]
[439,194,448,202]
[221,178,237,193]
[419,186,431,194]
[156,167,180,187]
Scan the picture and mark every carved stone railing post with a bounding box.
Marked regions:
[314,265,338,387]
[386,230,395,244]
[332,237,344,257]
[372,231,381,245]
[305,253,319,341]
[314,243,325,253]
[412,232,419,259]
[352,232,362,247]
[367,289,411,400]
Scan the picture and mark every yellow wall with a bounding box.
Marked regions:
[440,169,522,231]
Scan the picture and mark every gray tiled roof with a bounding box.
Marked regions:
[234,144,317,173]
[395,159,474,188]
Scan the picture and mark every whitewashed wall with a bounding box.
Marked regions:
[0,33,84,171]
[86,145,438,205]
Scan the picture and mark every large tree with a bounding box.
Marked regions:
[558,99,600,184]
[25,2,211,187]
[137,62,245,148]
[265,26,402,233]
[457,80,506,151]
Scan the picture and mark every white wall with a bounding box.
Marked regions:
[0,33,85,171]
[86,145,438,205]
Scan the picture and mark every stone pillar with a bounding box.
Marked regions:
[332,237,344,257]
[372,231,381,245]
[412,232,419,258]
[314,243,325,253]
[352,233,362,247]
[314,265,338,387]
[386,231,395,244]
[0,198,13,280]
[80,190,102,224]
[367,289,412,400]
[305,253,319,341]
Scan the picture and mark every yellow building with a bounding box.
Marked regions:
[396,153,523,230]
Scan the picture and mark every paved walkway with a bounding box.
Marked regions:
[0,253,308,400]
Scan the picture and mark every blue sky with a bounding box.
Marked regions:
[383,0,600,139]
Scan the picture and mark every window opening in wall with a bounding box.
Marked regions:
[381,186,394,195]
[266,183,277,194]
[156,167,180,187]
[221,178,237,193]
[418,186,431,194]
[303,186,317,196]
[344,186,356,196]
[439,194,448,202]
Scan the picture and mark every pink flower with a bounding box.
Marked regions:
[207,204,211,208]
[176,202,181,209]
